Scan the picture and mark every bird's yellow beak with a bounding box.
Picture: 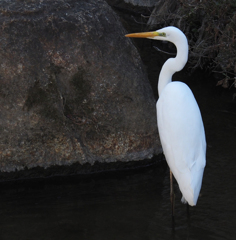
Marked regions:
[125,31,166,38]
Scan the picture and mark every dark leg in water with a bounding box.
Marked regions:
[170,170,175,218]
[186,203,190,238]
[186,203,190,219]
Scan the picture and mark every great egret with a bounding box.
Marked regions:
[126,27,206,214]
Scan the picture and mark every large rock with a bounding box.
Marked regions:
[0,0,161,173]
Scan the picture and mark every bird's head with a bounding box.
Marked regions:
[125,26,186,46]
[125,26,188,74]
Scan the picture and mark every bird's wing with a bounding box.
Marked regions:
[157,82,206,175]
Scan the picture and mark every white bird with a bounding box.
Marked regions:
[126,26,206,213]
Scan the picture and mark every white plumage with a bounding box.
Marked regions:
[126,26,206,207]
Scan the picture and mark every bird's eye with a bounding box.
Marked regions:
[159,32,166,37]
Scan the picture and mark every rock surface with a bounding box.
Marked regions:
[108,0,157,7]
[0,0,161,173]
[123,0,157,7]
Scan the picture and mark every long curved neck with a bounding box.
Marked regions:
[158,36,188,96]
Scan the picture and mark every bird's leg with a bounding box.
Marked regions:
[170,170,175,218]
[186,203,190,219]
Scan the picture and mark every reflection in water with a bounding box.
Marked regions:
[0,164,168,240]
